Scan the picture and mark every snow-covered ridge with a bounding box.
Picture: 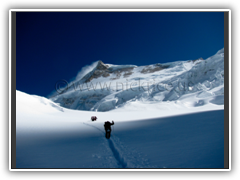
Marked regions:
[50,48,224,112]
[107,64,137,71]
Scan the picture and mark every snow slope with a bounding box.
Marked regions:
[50,48,224,112]
[16,90,224,169]
[16,48,225,169]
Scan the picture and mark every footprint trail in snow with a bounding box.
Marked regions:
[83,122,153,168]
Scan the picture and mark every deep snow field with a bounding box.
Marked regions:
[16,90,224,169]
[16,48,225,169]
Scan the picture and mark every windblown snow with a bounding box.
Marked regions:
[50,48,224,112]
[16,48,225,169]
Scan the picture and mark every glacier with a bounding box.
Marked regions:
[50,48,224,112]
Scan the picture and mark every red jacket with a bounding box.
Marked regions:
[91,116,97,121]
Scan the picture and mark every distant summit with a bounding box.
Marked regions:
[95,60,109,70]
[80,60,137,83]
[51,48,224,112]
[81,61,110,83]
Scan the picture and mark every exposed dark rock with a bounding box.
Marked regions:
[140,64,169,74]
[79,60,135,82]
[95,60,109,70]
[84,61,110,82]
[110,67,134,80]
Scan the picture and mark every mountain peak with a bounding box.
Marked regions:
[80,60,110,83]
[95,60,108,70]
[51,48,224,112]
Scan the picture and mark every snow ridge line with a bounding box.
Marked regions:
[82,122,128,168]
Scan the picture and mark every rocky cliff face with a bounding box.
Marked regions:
[82,61,110,83]
[81,60,170,83]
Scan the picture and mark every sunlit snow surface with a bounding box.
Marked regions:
[16,49,225,169]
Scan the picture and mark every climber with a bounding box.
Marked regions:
[104,121,114,139]
[91,116,97,121]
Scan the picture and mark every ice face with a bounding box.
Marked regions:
[50,48,224,112]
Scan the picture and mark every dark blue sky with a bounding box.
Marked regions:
[16,12,224,97]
